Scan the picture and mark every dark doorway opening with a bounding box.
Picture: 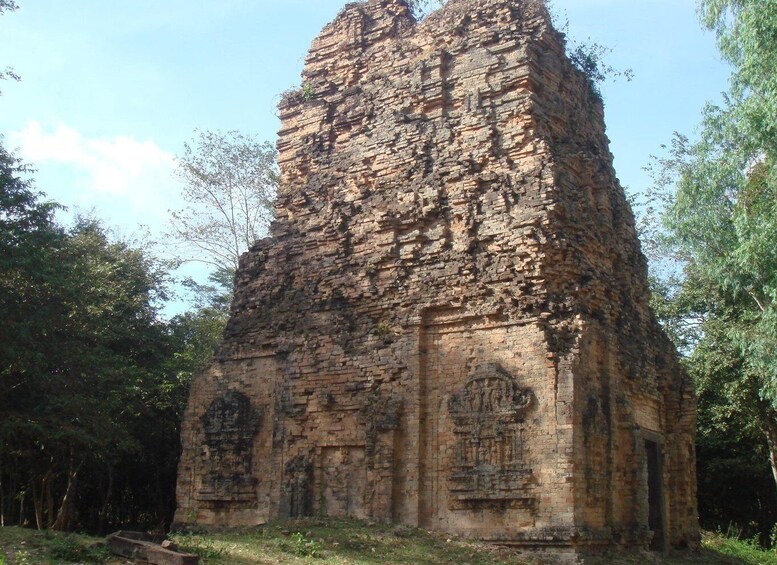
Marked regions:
[645,439,665,551]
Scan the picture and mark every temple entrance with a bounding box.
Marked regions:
[645,439,665,551]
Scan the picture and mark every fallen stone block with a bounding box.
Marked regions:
[106,531,199,565]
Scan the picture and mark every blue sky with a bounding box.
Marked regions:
[0,0,730,309]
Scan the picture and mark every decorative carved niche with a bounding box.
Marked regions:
[280,455,314,518]
[319,447,367,519]
[362,392,403,460]
[198,390,262,504]
[447,363,536,510]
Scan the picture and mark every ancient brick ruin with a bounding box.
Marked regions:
[175,0,699,557]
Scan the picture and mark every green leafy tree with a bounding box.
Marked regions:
[0,142,61,528]
[691,313,777,541]
[648,254,777,540]
[0,147,193,532]
[662,0,777,482]
[646,0,777,534]
[168,306,228,380]
[0,209,171,531]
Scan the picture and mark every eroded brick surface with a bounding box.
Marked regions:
[175,0,699,557]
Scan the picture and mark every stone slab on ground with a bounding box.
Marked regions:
[106,531,198,565]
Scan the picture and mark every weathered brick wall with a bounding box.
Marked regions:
[175,0,699,557]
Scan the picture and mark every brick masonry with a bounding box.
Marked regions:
[174,0,699,557]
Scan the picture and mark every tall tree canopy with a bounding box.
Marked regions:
[653,0,777,521]
[168,130,277,280]
[0,142,199,532]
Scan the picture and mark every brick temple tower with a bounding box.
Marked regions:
[175,0,699,558]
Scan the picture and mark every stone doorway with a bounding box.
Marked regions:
[645,439,665,551]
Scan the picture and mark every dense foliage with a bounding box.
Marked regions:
[0,142,224,533]
[646,0,777,544]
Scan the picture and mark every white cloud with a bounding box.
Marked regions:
[7,120,181,232]
[10,120,175,196]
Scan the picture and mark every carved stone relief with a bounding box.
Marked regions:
[319,447,367,519]
[199,390,261,503]
[280,455,314,518]
[447,364,536,510]
[362,392,403,459]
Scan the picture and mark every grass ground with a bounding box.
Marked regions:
[0,526,110,564]
[1,519,776,564]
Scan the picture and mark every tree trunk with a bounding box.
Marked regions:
[762,415,777,491]
[0,454,5,527]
[32,480,43,530]
[0,451,4,527]
[52,462,82,532]
[99,464,114,534]
[2,474,17,526]
[44,470,54,528]
[32,469,55,528]
[18,488,25,527]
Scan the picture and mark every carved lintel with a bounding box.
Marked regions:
[448,363,534,425]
